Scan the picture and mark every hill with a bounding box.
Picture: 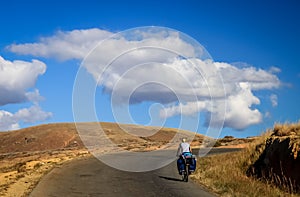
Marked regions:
[0,122,205,154]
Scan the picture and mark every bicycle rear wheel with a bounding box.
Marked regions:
[182,165,189,182]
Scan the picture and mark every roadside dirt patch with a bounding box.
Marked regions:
[0,149,90,197]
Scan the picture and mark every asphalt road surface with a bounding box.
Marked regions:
[30,148,241,197]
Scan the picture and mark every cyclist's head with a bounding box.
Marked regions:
[182,138,186,143]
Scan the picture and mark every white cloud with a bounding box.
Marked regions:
[0,105,52,131]
[25,89,44,104]
[265,111,271,118]
[160,101,208,118]
[14,105,52,123]
[7,28,282,130]
[0,110,20,131]
[0,56,46,106]
[8,28,113,61]
[215,62,281,90]
[270,94,278,107]
[0,56,51,130]
[161,82,263,130]
[221,83,262,130]
[269,66,281,73]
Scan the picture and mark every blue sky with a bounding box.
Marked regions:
[0,0,299,138]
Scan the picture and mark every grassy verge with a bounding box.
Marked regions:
[191,153,294,197]
[190,130,300,197]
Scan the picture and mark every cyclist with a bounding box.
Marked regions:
[176,138,192,175]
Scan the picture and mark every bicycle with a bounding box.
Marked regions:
[179,153,196,182]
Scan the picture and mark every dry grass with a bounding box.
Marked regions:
[191,152,293,197]
[214,136,256,148]
[0,149,90,197]
[191,122,300,197]
[273,121,300,137]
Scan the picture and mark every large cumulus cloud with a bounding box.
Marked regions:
[7,28,281,130]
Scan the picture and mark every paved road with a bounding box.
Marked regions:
[30,148,241,197]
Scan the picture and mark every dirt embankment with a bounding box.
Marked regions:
[247,123,300,193]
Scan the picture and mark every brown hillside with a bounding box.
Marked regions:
[0,122,205,154]
[0,123,83,153]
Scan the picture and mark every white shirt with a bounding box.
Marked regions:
[176,142,190,156]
